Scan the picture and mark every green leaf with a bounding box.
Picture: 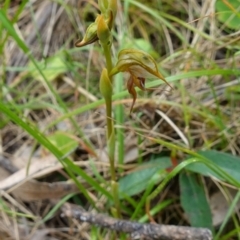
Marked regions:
[47,131,78,156]
[186,150,240,182]
[180,171,213,230]
[216,0,240,30]
[119,156,171,198]
[28,55,68,82]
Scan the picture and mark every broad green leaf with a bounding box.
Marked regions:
[186,150,240,182]
[119,156,171,198]
[180,171,213,230]
[28,55,68,82]
[216,0,240,30]
[47,131,78,156]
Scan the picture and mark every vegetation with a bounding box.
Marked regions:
[0,0,240,239]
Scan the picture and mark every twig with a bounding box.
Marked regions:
[61,204,212,240]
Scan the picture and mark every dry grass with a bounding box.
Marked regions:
[1,0,240,239]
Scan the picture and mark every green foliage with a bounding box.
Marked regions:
[180,171,213,230]
[119,156,170,198]
[0,103,113,206]
[216,0,240,30]
[28,55,68,82]
[186,150,240,182]
[225,84,240,101]
[1,0,240,239]
[47,131,78,156]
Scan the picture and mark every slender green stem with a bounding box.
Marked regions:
[106,97,113,138]
[101,42,120,217]
[109,153,116,181]
[103,44,113,76]
[106,98,116,181]
[97,8,120,217]
[102,43,116,182]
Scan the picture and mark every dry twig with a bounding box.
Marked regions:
[62,204,212,240]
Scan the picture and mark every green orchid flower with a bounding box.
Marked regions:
[110,48,172,113]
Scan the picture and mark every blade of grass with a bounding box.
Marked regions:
[42,193,76,223]
[221,227,240,240]
[129,168,168,220]
[0,103,113,206]
[130,175,156,220]
[145,135,240,187]
[0,10,95,155]
[114,74,125,172]
[45,68,240,130]
[215,190,240,240]
[139,199,173,223]
[128,0,186,44]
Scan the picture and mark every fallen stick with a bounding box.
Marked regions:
[62,204,212,240]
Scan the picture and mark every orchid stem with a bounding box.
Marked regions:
[103,44,113,81]
[102,43,115,179]
[102,42,120,217]
[105,99,116,181]
[106,97,113,138]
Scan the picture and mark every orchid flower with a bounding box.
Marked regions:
[110,48,172,113]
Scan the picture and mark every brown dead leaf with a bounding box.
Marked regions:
[0,155,80,201]
[0,156,60,191]
[124,147,138,163]
[12,179,79,202]
[210,188,240,226]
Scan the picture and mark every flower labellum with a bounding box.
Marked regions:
[110,48,172,113]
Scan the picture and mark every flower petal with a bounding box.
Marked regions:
[127,76,137,114]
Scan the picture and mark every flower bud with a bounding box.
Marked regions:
[97,15,111,46]
[100,68,112,102]
[75,22,98,47]
[75,0,117,48]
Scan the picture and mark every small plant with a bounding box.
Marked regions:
[1,0,240,239]
[75,0,171,216]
